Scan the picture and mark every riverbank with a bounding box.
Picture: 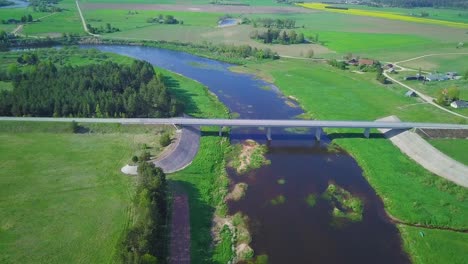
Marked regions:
[231,58,468,263]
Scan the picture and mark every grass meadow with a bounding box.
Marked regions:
[398,54,468,72]
[0,122,169,264]
[79,0,287,6]
[232,58,468,263]
[429,139,468,165]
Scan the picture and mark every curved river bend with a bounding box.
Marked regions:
[86,45,410,263]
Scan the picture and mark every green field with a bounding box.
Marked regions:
[399,225,468,264]
[0,123,169,264]
[399,54,468,72]
[401,78,468,99]
[79,0,287,6]
[0,1,83,36]
[335,4,468,24]
[233,58,468,263]
[429,139,468,165]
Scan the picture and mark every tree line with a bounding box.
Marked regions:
[0,0,14,7]
[366,0,468,9]
[250,29,305,45]
[250,18,297,29]
[0,57,184,118]
[1,14,34,25]
[87,23,120,34]
[147,14,182,25]
[121,162,169,263]
[30,0,63,12]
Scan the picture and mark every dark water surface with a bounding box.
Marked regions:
[0,0,28,9]
[86,45,410,263]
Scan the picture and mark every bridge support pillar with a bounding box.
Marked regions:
[266,127,272,141]
[315,127,322,141]
[219,126,223,137]
[364,128,370,138]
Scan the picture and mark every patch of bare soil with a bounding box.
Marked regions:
[237,139,257,173]
[169,193,190,264]
[225,182,248,201]
[416,128,468,139]
[82,3,316,14]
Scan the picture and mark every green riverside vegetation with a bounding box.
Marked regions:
[233,58,468,263]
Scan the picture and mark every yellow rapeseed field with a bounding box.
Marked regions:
[298,3,468,29]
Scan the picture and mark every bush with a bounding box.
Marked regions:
[132,155,139,163]
[159,133,171,147]
[139,151,151,161]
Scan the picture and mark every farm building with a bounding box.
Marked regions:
[405,76,425,81]
[405,90,417,97]
[358,59,375,66]
[348,58,359,65]
[425,73,448,82]
[445,72,459,80]
[450,100,468,109]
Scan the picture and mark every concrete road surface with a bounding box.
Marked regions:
[378,116,468,188]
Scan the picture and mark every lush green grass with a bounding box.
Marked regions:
[429,139,468,165]
[0,3,83,36]
[80,0,287,6]
[399,54,468,73]
[0,123,166,263]
[335,4,468,24]
[401,78,468,99]
[160,68,232,263]
[300,30,433,55]
[82,9,222,32]
[0,80,13,91]
[235,58,468,262]
[247,12,467,60]
[399,225,468,264]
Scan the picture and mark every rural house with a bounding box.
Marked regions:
[358,59,374,66]
[425,73,448,82]
[450,100,468,109]
[405,90,417,97]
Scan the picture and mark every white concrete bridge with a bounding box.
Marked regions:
[1,117,467,141]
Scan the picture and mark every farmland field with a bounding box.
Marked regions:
[398,54,468,72]
[328,4,468,24]
[297,2,468,28]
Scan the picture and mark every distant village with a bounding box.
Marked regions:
[343,57,467,109]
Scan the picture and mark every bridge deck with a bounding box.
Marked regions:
[1,117,467,130]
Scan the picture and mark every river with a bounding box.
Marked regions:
[85,45,410,263]
[0,0,28,9]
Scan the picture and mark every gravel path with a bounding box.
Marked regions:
[169,192,190,264]
[378,116,468,188]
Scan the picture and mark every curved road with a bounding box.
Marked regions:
[153,125,200,173]
[378,116,468,188]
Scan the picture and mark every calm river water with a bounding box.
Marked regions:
[85,45,410,263]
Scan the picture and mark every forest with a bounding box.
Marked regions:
[0,55,184,118]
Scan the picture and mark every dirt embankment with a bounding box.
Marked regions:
[169,193,190,264]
